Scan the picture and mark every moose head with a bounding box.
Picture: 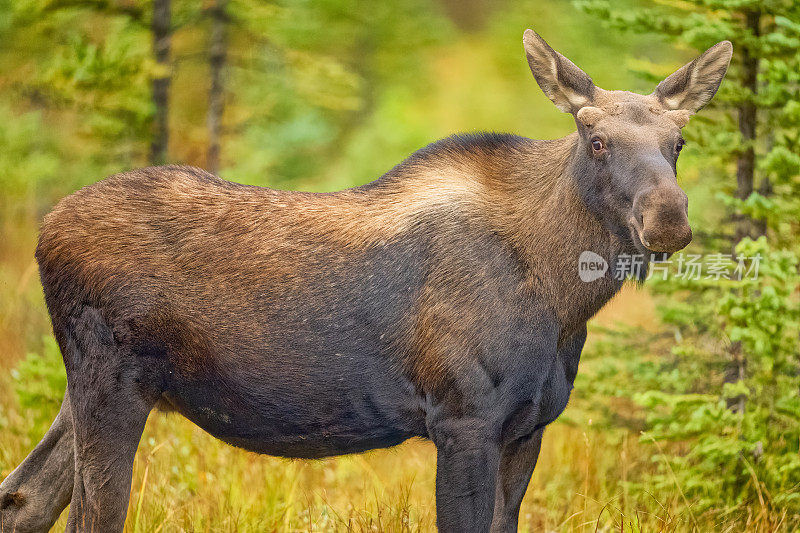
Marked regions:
[524,29,732,254]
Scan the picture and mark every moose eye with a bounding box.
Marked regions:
[676,139,685,154]
[591,138,604,152]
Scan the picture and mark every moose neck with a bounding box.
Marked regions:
[499,132,627,336]
[366,131,628,337]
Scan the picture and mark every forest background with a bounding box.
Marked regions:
[0,0,798,531]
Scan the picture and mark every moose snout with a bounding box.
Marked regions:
[632,186,692,253]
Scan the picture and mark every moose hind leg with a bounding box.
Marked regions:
[61,306,156,533]
[0,392,75,533]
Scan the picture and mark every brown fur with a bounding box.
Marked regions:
[37,134,617,355]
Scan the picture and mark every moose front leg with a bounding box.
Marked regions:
[489,327,585,532]
[490,428,544,533]
[431,417,502,533]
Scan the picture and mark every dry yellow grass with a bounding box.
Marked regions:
[2,409,672,532]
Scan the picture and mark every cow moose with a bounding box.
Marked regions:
[0,30,731,532]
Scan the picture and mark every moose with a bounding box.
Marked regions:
[0,30,731,532]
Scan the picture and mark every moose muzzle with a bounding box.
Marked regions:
[631,185,692,253]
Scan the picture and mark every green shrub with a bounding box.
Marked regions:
[10,335,67,441]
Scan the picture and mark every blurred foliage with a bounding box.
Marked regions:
[10,336,66,443]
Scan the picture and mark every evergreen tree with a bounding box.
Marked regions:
[576,0,800,525]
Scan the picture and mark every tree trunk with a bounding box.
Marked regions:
[733,8,761,245]
[725,341,747,413]
[726,9,762,415]
[150,0,172,165]
[207,0,228,174]
[753,132,774,236]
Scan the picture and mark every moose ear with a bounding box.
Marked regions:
[655,41,733,113]
[523,29,595,114]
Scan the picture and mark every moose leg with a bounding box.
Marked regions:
[61,308,155,532]
[0,392,75,533]
[490,428,544,533]
[432,418,501,533]
[66,371,152,532]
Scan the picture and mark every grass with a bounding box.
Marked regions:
[0,404,687,532]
